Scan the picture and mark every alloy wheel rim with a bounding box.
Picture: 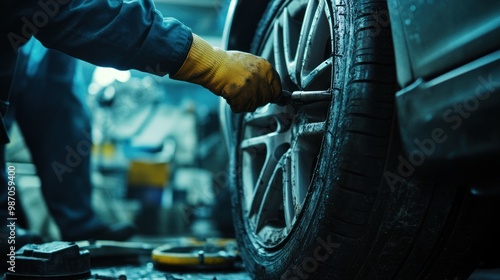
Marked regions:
[239,0,335,248]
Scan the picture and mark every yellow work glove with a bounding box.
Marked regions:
[172,34,282,113]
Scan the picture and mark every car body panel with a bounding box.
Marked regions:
[396,50,500,167]
[387,0,500,87]
[387,0,500,173]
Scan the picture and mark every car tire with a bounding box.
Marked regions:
[229,0,491,279]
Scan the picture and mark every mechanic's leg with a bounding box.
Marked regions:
[15,50,108,240]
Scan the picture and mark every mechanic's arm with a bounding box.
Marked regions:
[10,0,281,112]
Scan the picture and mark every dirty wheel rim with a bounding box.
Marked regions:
[239,0,334,248]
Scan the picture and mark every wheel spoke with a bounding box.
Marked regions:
[241,128,290,218]
[253,160,286,233]
[282,7,301,85]
[240,134,273,151]
[301,0,333,88]
[290,143,311,212]
[239,0,334,248]
[282,153,295,230]
[294,0,321,88]
[273,21,287,86]
[276,0,334,90]
[243,105,293,132]
[249,153,278,230]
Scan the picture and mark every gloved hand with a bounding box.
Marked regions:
[172,34,282,113]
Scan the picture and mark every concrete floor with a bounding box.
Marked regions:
[3,234,498,279]
[89,262,499,280]
[87,217,500,280]
[89,258,499,280]
[83,230,500,280]
[92,263,251,280]
[6,168,499,280]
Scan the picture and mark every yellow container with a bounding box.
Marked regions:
[127,161,170,188]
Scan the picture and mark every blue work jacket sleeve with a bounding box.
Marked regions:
[6,0,193,76]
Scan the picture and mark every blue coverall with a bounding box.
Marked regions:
[4,38,110,241]
[0,0,193,241]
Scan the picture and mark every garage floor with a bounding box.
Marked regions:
[88,259,500,280]
[86,222,499,280]
[89,264,500,280]
[92,266,251,279]
[5,172,499,280]
[88,233,251,280]
[91,261,251,280]
[88,253,499,280]
[83,217,500,280]
[3,234,499,279]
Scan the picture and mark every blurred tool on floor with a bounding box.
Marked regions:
[152,238,240,270]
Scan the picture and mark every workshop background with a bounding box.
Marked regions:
[4,0,500,279]
[6,0,233,242]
